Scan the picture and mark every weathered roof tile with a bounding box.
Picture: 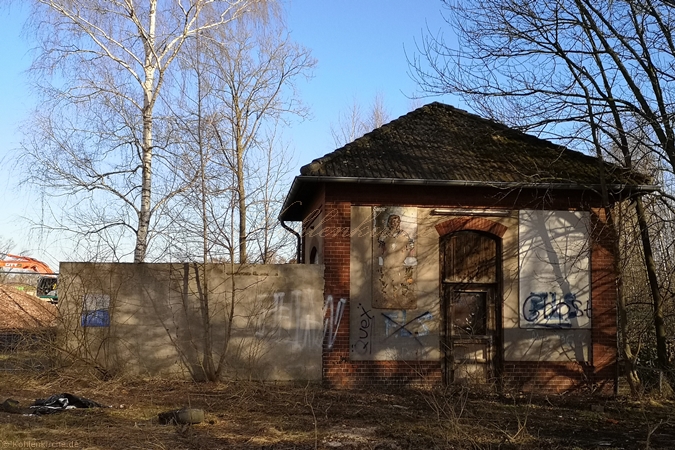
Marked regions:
[299,102,646,186]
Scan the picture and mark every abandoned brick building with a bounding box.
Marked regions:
[279,102,654,393]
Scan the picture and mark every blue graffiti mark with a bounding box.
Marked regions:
[382,311,433,344]
[522,292,583,328]
[416,311,433,337]
[81,309,110,327]
[383,311,410,337]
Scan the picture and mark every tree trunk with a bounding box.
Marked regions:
[236,135,247,263]
[215,258,236,380]
[585,101,642,395]
[617,257,643,394]
[134,0,158,263]
[634,198,669,370]
[194,262,216,381]
[135,108,153,263]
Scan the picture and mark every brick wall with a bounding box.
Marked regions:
[501,208,618,395]
[324,182,603,211]
[321,200,351,386]
[435,217,508,237]
[502,361,595,393]
[589,207,619,394]
[320,199,443,387]
[316,184,618,393]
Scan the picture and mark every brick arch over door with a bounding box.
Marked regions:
[434,217,508,238]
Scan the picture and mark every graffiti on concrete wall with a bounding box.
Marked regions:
[522,291,590,329]
[351,308,434,355]
[255,290,327,350]
[252,291,348,351]
[351,303,374,355]
[350,205,439,361]
[81,293,110,327]
[382,310,433,342]
[518,210,591,329]
[324,296,346,349]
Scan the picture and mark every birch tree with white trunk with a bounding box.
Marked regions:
[20,0,269,262]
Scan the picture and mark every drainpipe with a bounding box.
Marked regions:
[280,220,302,264]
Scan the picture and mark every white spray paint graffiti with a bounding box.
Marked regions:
[273,292,289,330]
[323,296,346,349]
[254,291,343,351]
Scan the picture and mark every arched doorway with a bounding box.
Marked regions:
[441,230,501,384]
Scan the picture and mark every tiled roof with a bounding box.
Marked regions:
[300,102,646,186]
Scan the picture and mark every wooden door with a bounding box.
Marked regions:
[441,231,500,384]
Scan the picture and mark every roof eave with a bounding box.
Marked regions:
[279,176,659,221]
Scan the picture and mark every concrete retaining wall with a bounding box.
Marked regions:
[58,263,325,381]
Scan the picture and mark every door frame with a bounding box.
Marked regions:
[440,231,503,386]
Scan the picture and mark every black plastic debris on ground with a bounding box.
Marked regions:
[29,393,105,415]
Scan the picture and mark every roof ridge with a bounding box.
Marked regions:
[298,101,649,186]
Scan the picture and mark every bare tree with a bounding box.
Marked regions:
[0,238,15,257]
[150,13,312,380]
[0,238,16,285]
[246,132,297,263]
[330,94,391,147]
[182,15,314,264]
[411,0,675,390]
[19,0,270,262]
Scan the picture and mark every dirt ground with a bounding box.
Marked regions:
[1,366,674,450]
[2,286,672,449]
[0,285,57,330]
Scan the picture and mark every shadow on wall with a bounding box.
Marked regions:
[57,262,325,381]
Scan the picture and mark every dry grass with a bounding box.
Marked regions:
[3,287,673,448]
[0,368,674,449]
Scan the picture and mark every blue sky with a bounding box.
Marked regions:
[284,0,457,156]
[0,1,460,266]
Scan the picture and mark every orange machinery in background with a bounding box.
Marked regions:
[0,254,58,303]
